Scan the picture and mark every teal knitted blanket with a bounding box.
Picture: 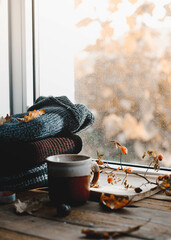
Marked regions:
[0,96,94,142]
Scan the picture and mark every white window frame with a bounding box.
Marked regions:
[0,0,10,115]
[8,0,34,114]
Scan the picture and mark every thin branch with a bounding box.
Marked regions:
[120,152,123,170]
[100,164,157,186]
[144,160,153,177]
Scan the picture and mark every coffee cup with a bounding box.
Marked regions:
[46,154,99,206]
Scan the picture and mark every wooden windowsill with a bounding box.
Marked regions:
[0,188,171,240]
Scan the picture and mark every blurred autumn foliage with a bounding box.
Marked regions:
[74,0,171,167]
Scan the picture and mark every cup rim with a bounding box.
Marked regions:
[46,154,91,165]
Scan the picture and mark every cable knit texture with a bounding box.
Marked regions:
[0,134,82,192]
[0,133,82,176]
[0,163,48,192]
[0,96,94,142]
[0,96,94,192]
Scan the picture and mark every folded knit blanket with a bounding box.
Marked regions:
[0,96,94,142]
[0,133,82,177]
[0,162,48,192]
[0,134,82,192]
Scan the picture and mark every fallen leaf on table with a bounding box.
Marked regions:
[14,198,43,215]
[82,222,148,239]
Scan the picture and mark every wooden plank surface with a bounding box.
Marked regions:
[0,227,47,240]
[0,190,171,240]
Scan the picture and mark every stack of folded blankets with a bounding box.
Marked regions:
[0,96,94,192]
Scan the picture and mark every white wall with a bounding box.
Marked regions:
[0,0,10,115]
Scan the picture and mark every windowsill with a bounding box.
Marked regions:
[93,159,171,175]
[91,159,170,202]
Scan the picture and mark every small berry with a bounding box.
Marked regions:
[158,154,163,161]
[57,204,71,217]
[134,187,142,193]
[107,176,113,184]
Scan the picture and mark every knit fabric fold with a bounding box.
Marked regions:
[0,134,82,192]
[0,163,48,192]
[0,96,93,192]
[0,96,94,142]
[0,133,82,176]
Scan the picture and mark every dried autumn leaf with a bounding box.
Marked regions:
[17,109,45,123]
[100,193,132,210]
[110,141,128,155]
[144,151,163,176]
[14,198,43,215]
[0,114,11,126]
[0,116,6,126]
[165,189,171,196]
[157,174,171,194]
[96,151,104,165]
[147,150,156,158]
[142,152,146,159]
[120,146,128,155]
[5,114,11,123]
[82,222,146,239]
[110,140,121,148]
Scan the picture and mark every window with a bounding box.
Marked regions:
[1,0,34,114]
[34,0,75,101]
[35,0,171,168]
[1,0,170,168]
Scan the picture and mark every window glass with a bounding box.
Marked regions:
[36,0,171,167]
[75,0,171,167]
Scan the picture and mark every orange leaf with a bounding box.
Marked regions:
[17,110,45,123]
[100,193,132,210]
[96,151,104,165]
[120,146,128,155]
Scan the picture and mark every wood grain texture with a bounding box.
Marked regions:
[0,190,170,240]
[0,227,48,240]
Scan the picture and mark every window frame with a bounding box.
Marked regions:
[101,160,171,174]
[8,0,35,114]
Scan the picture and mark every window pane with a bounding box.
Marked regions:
[36,0,75,101]
[36,0,171,168]
[75,0,171,167]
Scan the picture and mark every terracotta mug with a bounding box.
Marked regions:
[46,154,99,205]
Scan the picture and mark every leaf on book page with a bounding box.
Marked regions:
[100,193,132,210]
